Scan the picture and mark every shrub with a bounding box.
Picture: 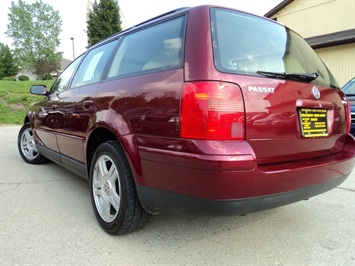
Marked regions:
[2,76,16,81]
[18,75,29,81]
[42,73,53,80]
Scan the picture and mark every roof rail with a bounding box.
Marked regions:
[129,7,189,29]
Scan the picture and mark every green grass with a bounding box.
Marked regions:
[0,80,54,125]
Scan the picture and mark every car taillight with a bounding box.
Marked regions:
[181,81,245,140]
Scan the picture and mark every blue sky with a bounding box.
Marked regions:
[0,0,282,60]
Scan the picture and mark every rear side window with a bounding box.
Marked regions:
[108,15,186,79]
[210,8,338,88]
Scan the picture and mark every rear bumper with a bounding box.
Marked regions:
[135,134,355,215]
[137,174,348,215]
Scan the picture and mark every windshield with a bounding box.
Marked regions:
[210,8,339,88]
[341,78,355,95]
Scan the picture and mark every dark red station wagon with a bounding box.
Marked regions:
[18,5,355,235]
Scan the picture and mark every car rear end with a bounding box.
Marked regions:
[136,5,355,215]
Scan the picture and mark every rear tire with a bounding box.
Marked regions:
[89,141,151,235]
[18,123,48,164]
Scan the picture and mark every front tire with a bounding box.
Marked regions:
[18,123,48,164]
[89,141,151,235]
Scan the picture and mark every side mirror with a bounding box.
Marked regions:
[30,85,48,95]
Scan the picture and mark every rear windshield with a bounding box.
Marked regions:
[210,8,339,88]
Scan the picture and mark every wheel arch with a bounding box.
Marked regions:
[85,125,143,184]
[86,126,116,175]
[23,115,30,125]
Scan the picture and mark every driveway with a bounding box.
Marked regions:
[1,125,354,265]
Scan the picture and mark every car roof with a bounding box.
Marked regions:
[89,5,282,52]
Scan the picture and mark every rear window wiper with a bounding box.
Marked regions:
[256,71,319,82]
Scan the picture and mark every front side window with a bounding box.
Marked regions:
[108,15,186,79]
[71,40,119,88]
[50,54,84,94]
[210,8,338,88]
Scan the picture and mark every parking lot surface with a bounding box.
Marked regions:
[1,125,354,265]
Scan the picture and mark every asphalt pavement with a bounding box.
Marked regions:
[1,124,354,265]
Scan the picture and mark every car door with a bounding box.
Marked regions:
[55,40,119,163]
[33,55,84,156]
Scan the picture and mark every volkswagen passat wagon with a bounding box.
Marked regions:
[18,5,355,235]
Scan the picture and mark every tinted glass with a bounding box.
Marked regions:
[108,15,186,78]
[71,40,118,88]
[342,78,355,94]
[50,54,84,94]
[210,8,338,88]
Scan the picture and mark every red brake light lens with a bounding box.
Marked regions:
[181,82,245,140]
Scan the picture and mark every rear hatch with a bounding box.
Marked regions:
[209,8,349,165]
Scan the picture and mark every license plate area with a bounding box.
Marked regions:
[299,108,328,138]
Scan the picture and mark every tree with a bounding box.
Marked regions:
[6,0,62,79]
[87,0,122,47]
[0,43,19,79]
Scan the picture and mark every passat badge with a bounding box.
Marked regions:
[312,86,320,99]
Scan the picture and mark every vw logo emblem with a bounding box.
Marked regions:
[312,86,320,100]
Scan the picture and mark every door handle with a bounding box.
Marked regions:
[83,100,94,108]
